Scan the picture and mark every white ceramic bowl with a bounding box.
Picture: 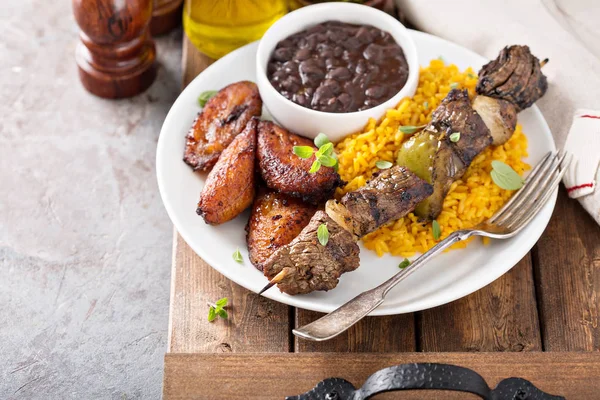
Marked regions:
[256,3,419,141]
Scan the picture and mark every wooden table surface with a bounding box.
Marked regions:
[163,36,600,399]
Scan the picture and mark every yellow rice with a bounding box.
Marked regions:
[334,59,530,257]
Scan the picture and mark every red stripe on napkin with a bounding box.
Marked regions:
[580,114,600,119]
[566,183,594,193]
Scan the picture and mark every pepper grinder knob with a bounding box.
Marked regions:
[72,0,157,98]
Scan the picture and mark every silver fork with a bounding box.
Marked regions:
[293,151,570,342]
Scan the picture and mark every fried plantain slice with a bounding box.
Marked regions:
[246,189,317,271]
[197,118,257,225]
[256,120,342,204]
[184,81,262,171]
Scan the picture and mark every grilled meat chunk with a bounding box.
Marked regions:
[197,118,257,225]
[257,120,343,204]
[476,45,547,111]
[326,166,433,239]
[246,189,317,272]
[428,89,493,165]
[397,90,491,220]
[472,95,518,146]
[262,211,360,295]
[184,81,262,171]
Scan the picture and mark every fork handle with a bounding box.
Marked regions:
[293,231,468,342]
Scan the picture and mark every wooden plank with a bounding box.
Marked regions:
[418,254,542,351]
[182,36,214,87]
[533,188,600,351]
[168,39,291,353]
[163,352,600,399]
[295,311,416,352]
[168,233,291,353]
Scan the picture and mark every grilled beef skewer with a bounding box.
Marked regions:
[397,45,547,221]
[262,211,360,295]
[397,89,492,220]
[476,45,548,111]
[262,167,432,295]
[326,166,433,240]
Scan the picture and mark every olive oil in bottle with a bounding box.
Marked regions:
[183,0,288,59]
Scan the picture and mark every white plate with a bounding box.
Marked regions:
[156,31,556,315]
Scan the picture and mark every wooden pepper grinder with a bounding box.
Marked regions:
[73,0,157,99]
[150,0,183,36]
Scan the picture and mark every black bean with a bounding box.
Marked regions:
[355,59,367,74]
[273,47,293,62]
[306,24,325,34]
[281,76,300,93]
[355,26,374,44]
[365,85,386,99]
[337,93,352,109]
[299,59,324,85]
[282,61,297,74]
[294,48,311,61]
[363,98,379,108]
[319,48,333,59]
[363,43,382,62]
[271,69,287,82]
[343,36,361,51]
[279,39,294,48]
[326,66,351,81]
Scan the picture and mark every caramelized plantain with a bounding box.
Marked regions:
[246,189,317,271]
[256,120,342,204]
[197,118,257,225]
[184,81,262,171]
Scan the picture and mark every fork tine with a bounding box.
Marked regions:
[498,153,567,229]
[505,155,571,233]
[489,151,556,225]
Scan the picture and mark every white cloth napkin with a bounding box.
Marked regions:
[395,0,600,224]
[563,110,600,224]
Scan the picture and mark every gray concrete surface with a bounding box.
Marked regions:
[1,2,182,398]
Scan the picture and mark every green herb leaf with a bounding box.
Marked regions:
[449,132,461,142]
[198,90,218,107]
[315,142,334,158]
[490,160,524,190]
[309,160,322,173]
[319,154,337,167]
[208,306,217,322]
[293,146,314,159]
[423,101,429,110]
[232,248,243,263]
[375,160,393,169]
[398,258,410,269]
[467,73,477,79]
[215,297,228,307]
[314,133,330,148]
[317,223,329,246]
[399,125,426,135]
[432,220,441,241]
[217,309,228,319]
[438,55,444,62]
[450,82,459,89]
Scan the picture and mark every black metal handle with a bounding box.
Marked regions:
[286,363,564,400]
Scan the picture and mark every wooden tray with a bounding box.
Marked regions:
[163,36,600,399]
